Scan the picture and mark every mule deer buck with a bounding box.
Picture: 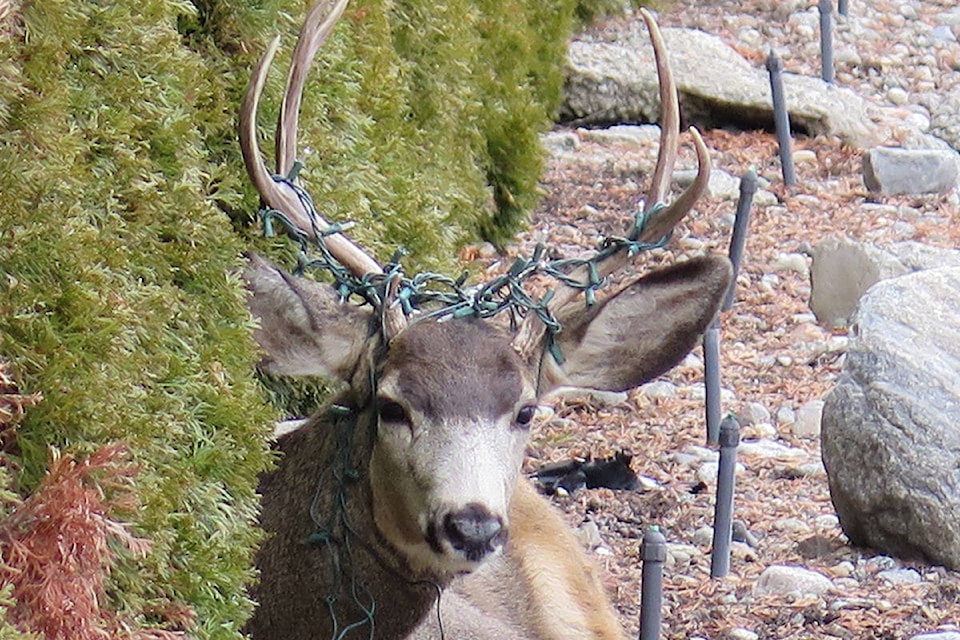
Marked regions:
[239,1,732,638]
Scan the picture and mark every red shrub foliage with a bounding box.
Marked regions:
[0,444,192,639]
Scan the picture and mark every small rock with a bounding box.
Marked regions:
[676,167,742,200]
[877,568,923,585]
[793,149,817,164]
[833,577,861,592]
[760,272,781,288]
[829,561,856,578]
[666,543,702,567]
[886,87,909,106]
[910,633,960,640]
[754,565,834,596]
[693,526,714,547]
[792,399,825,437]
[904,112,931,132]
[679,236,706,250]
[686,383,736,403]
[684,445,719,462]
[739,439,808,460]
[865,556,899,573]
[729,628,759,640]
[775,517,812,534]
[831,597,887,611]
[775,252,810,277]
[697,460,746,485]
[863,147,959,195]
[578,519,604,550]
[834,49,862,66]
[639,380,679,399]
[681,352,703,368]
[669,452,702,467]
[742,401,772,425]
[744,422,777,439]
[788,320,827,344]
[732,520,760,547]
[775,460,825,479]
[738,28,763,48]
[815,514,840,530]
[776,406,797,426]
[899,3,918,19]
[753,189,779,206]
[931,25,957,42]
[579,124,661,145]
[776,355,794,367]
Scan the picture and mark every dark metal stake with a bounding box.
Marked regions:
[837,0,848,16]
[703,320,721,445]
[819,0,835,83]
[639,526,666,640]
[711,415,741,578]
[722,169,757,311]
[766,51,796,186]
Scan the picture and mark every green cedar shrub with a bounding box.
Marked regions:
[0,0,633,635]
[0,0,278,636]
[575,0,667,24]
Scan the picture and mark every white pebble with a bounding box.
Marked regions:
[886,87,909,106]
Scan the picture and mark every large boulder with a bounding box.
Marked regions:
[821,267,960,569]
[862,147,960,195]
[809,236,960,327]
[561,26,878,147]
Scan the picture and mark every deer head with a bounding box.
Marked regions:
[240,0,731,583]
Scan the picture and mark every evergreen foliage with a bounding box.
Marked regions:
[0,0,635,636]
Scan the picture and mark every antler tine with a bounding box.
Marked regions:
[511,8,710,358]
[238,0,383,279]
[636,7,711,243]
[276,0,351,177]
[642,8,679,208]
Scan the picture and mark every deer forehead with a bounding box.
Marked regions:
[376,318,535,422]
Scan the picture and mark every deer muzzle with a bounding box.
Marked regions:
[427,502,507,565]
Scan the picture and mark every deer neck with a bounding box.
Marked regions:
[249,395,447,640]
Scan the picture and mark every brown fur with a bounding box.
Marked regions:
[243,253,732,639]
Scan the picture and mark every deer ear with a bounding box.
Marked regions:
[243,253,373,382]
[538,255,732,394]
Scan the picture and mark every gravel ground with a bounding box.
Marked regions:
[466,1,960,638]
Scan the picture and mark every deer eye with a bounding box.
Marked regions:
[377,398,410,425]
[515,405,537,428]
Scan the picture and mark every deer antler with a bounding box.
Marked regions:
[239,0,382,279]
[511,9,711,358]
[240,0,409,336]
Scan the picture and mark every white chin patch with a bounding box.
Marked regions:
[433,541,503,576]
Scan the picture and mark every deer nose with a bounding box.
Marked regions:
[442,503,506,562]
